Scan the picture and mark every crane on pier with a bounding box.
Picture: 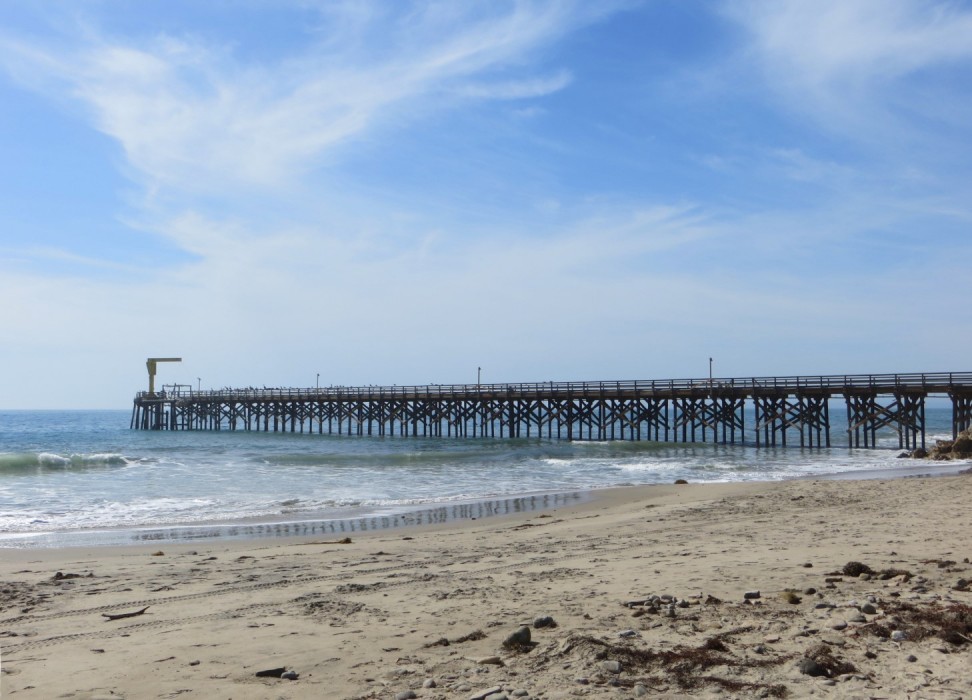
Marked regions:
[146,357,182,395]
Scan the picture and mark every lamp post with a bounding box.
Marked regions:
[316,373,320,389]
[477,367,481,386]
[197,377,201,393]
[709,358,713,387]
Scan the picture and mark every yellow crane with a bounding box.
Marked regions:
[146,357,182,395]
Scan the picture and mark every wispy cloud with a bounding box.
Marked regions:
[691,0,972,260]
[0,2,606,197]
[11,246,147,274]
[731,1,972,84]
[725,0,972,136]
[458,69,572,99]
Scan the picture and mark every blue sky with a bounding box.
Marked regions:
[1,0,970,409]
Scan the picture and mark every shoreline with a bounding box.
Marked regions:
[1,471,970,698]
[2,457,970,551]
[0,490,593,550]
[3,454,970,551]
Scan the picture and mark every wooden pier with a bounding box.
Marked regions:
[131,372,972,449]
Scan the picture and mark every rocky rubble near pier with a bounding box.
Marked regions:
[908,427,972,461]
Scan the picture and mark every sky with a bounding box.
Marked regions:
[1,0,971,409]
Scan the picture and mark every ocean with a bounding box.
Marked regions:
[0,407,966,548]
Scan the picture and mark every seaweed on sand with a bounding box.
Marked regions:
[803,643,857,677]
[549,631,792,697]
[864,601,972,646]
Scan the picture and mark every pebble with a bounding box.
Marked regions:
[485,693,509,700]
[861,602,878,615]
[502,626,531,649]
[744,590,761,600]
[600,660,622,674]
[891,630,907,642]
[395,692,417,700]
[511,690,529,698]
[831,621,848,631]
[575,677,589,685]
[281,670,299,680]
[254,667,286,678]
[849,613,867,623]
[423,678,437,688]
[469,687,502,700]
[633,684,649,697]
[477,656,504,666]
[533,615,557,629]
[798,658,827,677]
[906,654,918,663]
[618,629,639,638]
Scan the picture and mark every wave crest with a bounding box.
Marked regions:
[0,452,131,473]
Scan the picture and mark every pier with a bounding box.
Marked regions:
[131,371,972,449]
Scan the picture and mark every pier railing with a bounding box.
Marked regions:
[136,371,972,402]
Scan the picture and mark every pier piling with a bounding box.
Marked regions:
[131,372,972,449]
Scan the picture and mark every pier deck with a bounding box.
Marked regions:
[132,371,972,449]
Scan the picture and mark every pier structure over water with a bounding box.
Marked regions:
[131,372,972,449]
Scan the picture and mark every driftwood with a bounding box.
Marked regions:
[102,606,150,621]
[295,537,352,546]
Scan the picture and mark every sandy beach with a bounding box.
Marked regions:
[2,474,971,699]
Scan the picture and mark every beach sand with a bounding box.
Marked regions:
[2,474,971,699]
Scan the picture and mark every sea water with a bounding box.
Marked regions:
[0,407,966,547]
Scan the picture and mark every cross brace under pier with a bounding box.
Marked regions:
[132,376,972,449]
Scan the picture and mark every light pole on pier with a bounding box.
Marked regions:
[197,377,201,393]
[316,373,320,389]
[709,358,713,387]
[477,367,481,386]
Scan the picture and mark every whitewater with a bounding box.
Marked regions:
[0,408,965,548]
